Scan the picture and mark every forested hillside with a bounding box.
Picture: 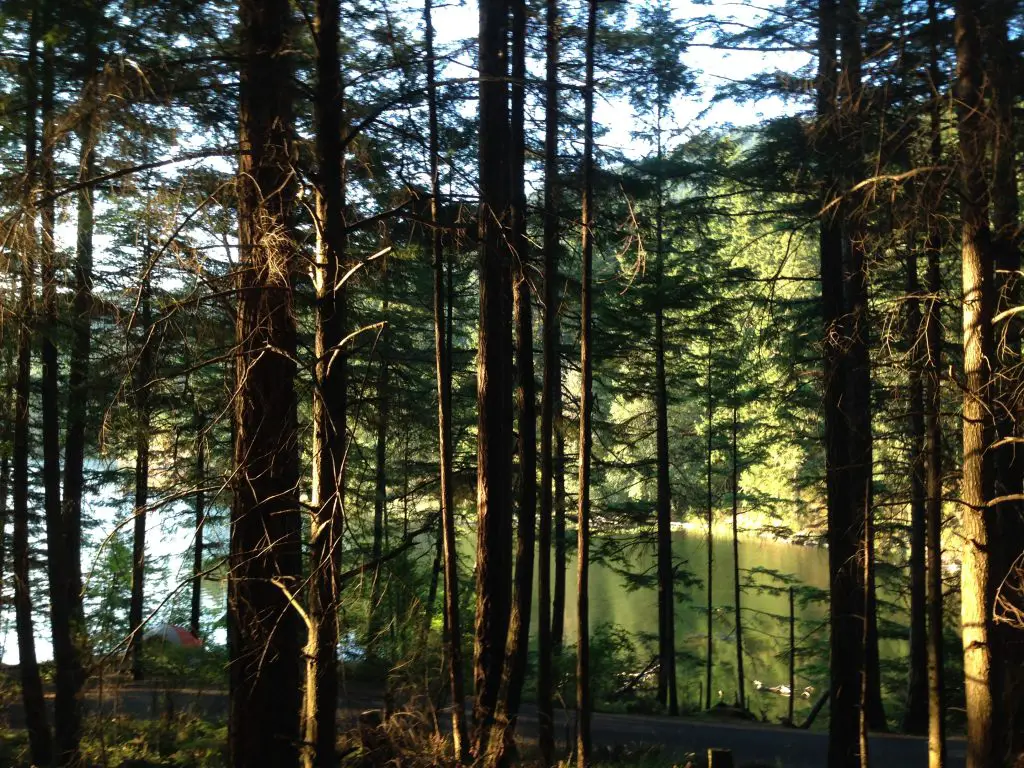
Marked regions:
[0,0,1021,766]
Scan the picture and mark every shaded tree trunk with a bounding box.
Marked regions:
[424,0,467,757]
[537,0,561,758]
[731,404,744,710]
[576,3,597,764]
[473,0,515,759]
[954,2,1000,766]
[903,243,928,735]
[653,103,678,717]
[496,0,537,756]
[704,345,714,712]
[12,11,52,762]
[230,2,303,766]
[368,282,389,656]
[129,273,154,681]
[304,1,347,765]
[818,0,864,764]
[39,12,85,761]
[191,407,206,639]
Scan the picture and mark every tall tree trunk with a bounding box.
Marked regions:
[12,10,53,762]
[731,404,744,710]
[191,407,206,639]
[553,427,566,650]
[497,0,537,755]
[954,2,1000,766]
[231,2,303,766]
[305,1,346,765]
[818,0,864,764]
[653,103,678,717]
[129,274,154,681]
[424,0,467,758]
[923,4,946,766]
[473,0,514,759]
[704,345,714,712]
[61,0,98,666]
[368,283,389,656]
[39,12,85,763]
[986,3,1024,759]
[836,0,885,735]
[576,3,597,764]
[903,239,928,735]
[537,0,561,758]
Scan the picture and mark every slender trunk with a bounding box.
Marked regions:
[732,404,744,710]
[903,236,928,735]
[424,0,467,757]
[305,1,346,765]
[191,408,206,639]
[537,0,561,758]
[837,0,885,735]
[819,0,864,764]
[497,0,537,755]
[39,13,85,762]
[788,587,796,725]
[473,0,514,758]
[13,10,52,762]
[231,2,303,765]
[368,286,389,655]
[987,3,1024,758]
[576,4,597,764]
[924,127,947,768]
[129,274,154,681]
[704,345,714,711]
[0,454,7,613]
[653,105,677,717]
[553,424,566,650]
[61,1,98,660]
[955,3,1000,767]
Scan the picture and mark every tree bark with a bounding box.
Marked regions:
[537,0,561,758]
[986,3,1024,759]
[731,404,744,710]
[231,2,303,765]
[496,0,538,755]
[39,10,85,761]
[304,1,346,765]
[473,0,515,759]
[424,0,468,758]
[818,0,864,764]
[903,241,928,735]
[954,2,1000,766]
[191,407,206,639]
[653,102,678,717]
[924,3,947,765]
[704,345,714,712]
[576,3,597,764]
[368,280,389,657]
[12,10,53,762]
[129,274,154,681]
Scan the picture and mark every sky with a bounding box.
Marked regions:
[0,0,810,665]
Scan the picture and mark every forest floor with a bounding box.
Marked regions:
[0,680,965,767]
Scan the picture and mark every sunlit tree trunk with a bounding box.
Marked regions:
[230,1,303,765]
[954,2,1001,766]
[473,0,514,758]
[424,0,467,757]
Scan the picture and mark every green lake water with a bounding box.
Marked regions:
[535,531,909,723]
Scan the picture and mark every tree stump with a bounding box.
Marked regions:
[708,748,734,768]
